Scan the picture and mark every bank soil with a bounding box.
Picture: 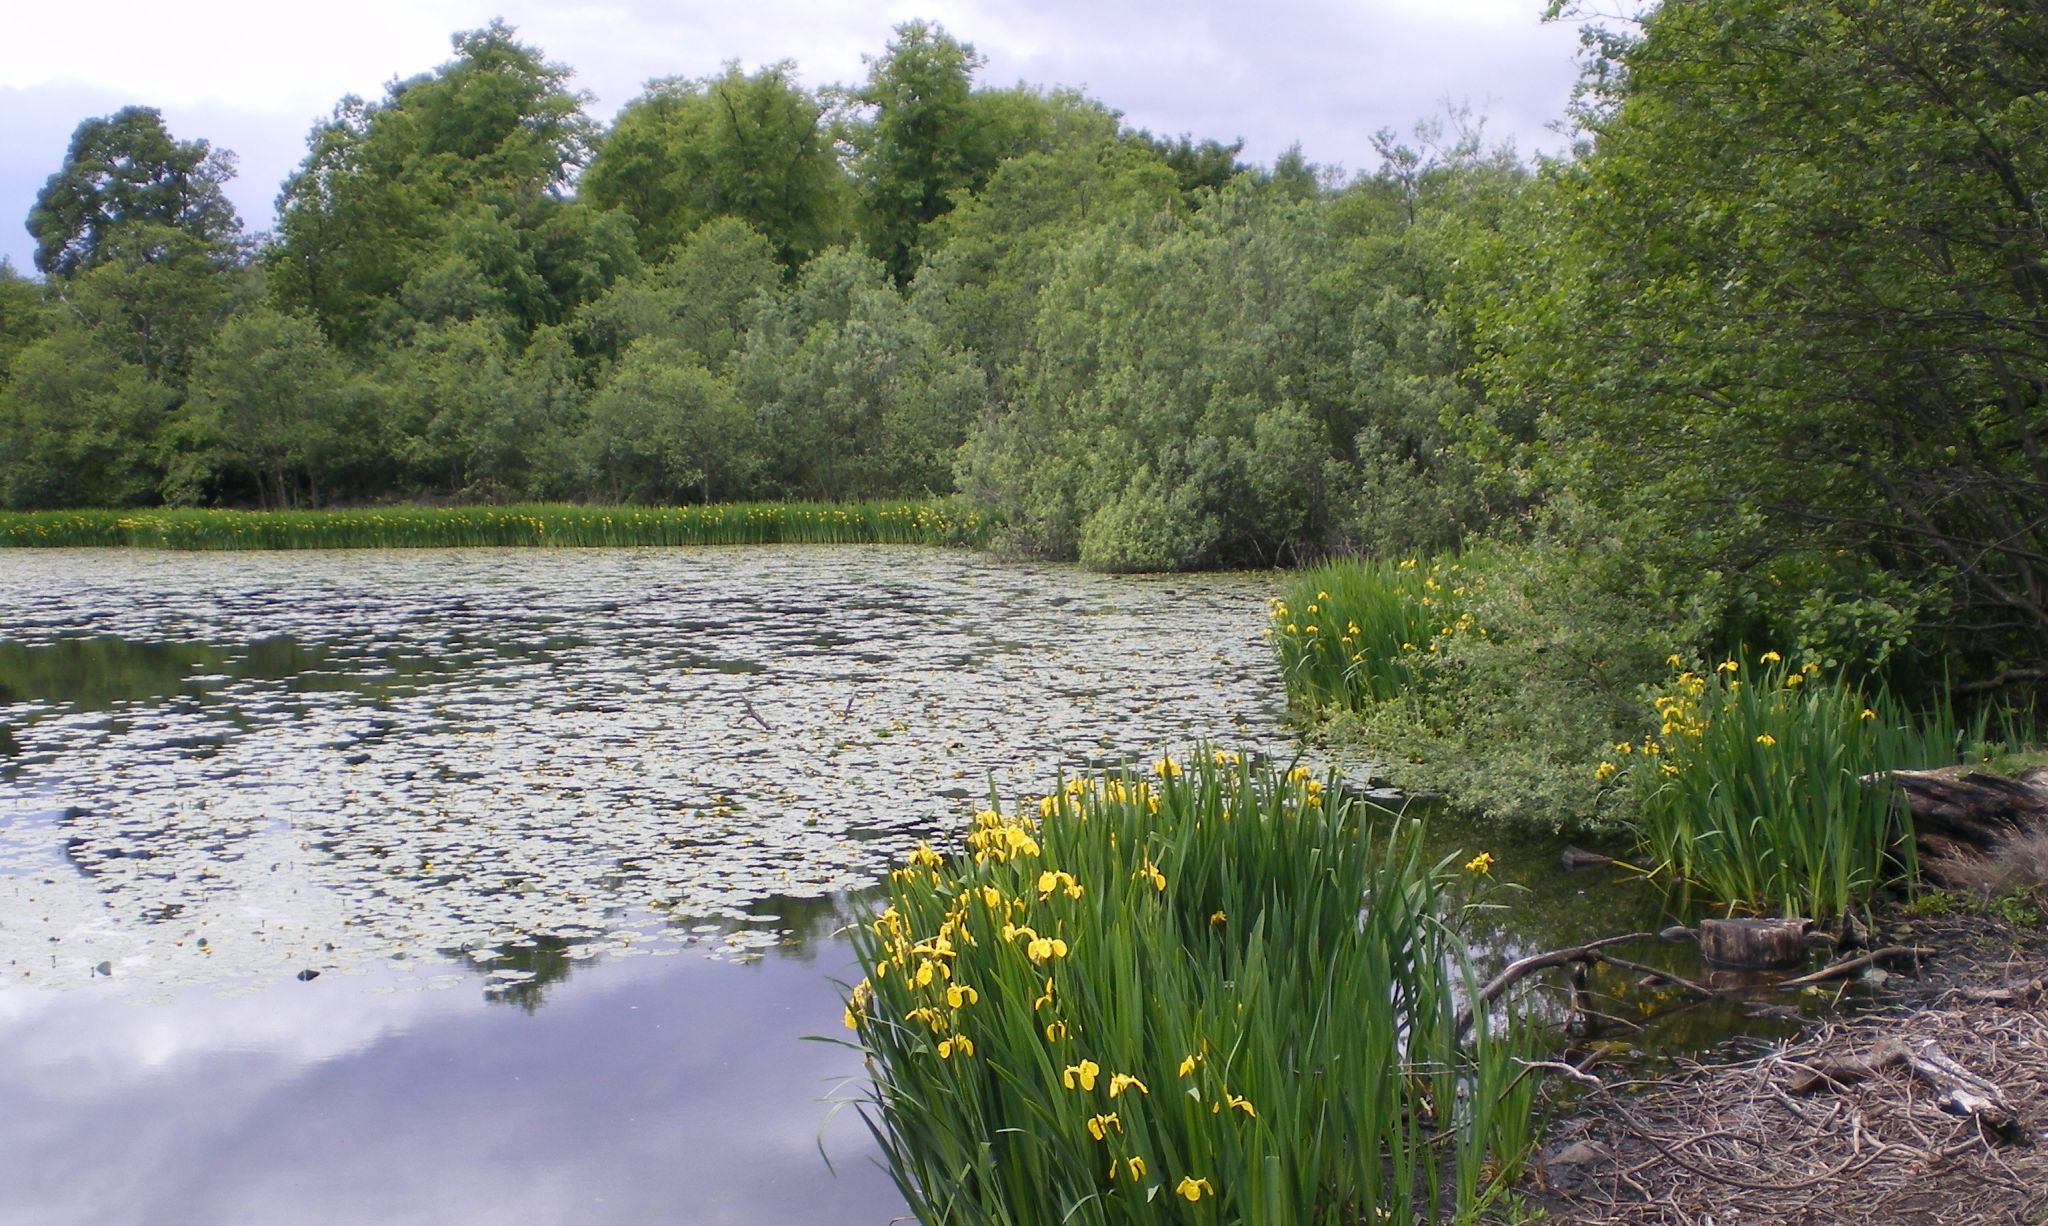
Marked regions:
[1527,910,2048,1225]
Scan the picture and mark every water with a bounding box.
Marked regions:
[0,545,1298,1226]
[0,546,1831,1225]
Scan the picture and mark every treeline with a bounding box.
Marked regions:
[0,19,1505,571]
[4,4,2046,696]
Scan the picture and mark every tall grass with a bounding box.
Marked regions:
[0,501,992,550]
[1270,558,1480,709]
[843,753,1537,1225]
[1613,654,2034,918]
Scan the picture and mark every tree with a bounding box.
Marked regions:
[1130,130,1249,195]
[0,327,166,508]
[61,222,244,383]
[582,63,850,268]
[734,246,984,498]
[28,107,243,277]
[0,261,53,386]
[847,21,987,283]
[1472,0,2048,677]
[575,340,752,503]
[575,216,781,373]
[269,20,604,349]
[169,309,356,507]
[958,179,1355,569]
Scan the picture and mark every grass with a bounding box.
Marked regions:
[841,753,1538,1225]
[1269,557,1478,709]
[0,501,993,550]
[1611,654,2035,919]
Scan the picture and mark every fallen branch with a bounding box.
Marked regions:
[1456,933,1657,1038]
[1774,946,1932,990]
[1786,1038,2026,1142]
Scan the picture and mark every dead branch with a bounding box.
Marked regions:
[1774,946,1934,990]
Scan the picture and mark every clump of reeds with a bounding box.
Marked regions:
[0,501,993,550]
[1611,653,2032,918]
[1270,558,1481,709]
[843,752,1537,1224]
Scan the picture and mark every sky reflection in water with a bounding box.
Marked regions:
[0,545,1296,1225]
[0,928,900,1226]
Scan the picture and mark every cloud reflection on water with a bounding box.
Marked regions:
[0,940,899,1226]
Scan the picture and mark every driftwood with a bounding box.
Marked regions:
[1787,1038,2026,1142]
[1700,917,1810,968]
[1774,945,1932,990]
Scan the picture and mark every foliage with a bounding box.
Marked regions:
[28,106,244,277]
[843,754,1537,1224]
[269,20,613,350]
[0,501,993,550]
[166,308,361,508]
[1269,559,1454,707]
[582,63,849,268]
[1471,0,2048,682]
[1613,653,2038,917]
[733,247,985,500]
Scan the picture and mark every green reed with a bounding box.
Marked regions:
[1612,654,2033,918]
[842,753,1537,1225]
[1270,558,1480,710]
[0,501,993,550]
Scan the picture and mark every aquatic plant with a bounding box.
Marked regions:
[1611,654,2033,918]
[843,753,1537,1225]
[0,501,992,551]
[1269,558,1482,710]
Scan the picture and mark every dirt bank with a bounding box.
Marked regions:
[1528,909,2048,1225]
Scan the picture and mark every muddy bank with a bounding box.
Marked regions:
[1528,908,2048,1225]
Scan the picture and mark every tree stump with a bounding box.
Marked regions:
[1698,917,1810,968]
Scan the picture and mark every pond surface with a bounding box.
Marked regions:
[0,545,1297,1225]
[0,546,1834,1225]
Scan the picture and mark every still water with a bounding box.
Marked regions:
[0,546,1297,1225]
[0,546,1812,1225]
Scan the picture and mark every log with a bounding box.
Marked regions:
[1787,1038,2026,1142]
[1699,917,1810,968]
[1885,765,2048,852]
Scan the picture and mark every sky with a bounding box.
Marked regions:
[0,0,1590,274]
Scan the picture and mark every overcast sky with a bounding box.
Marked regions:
[0,0,1588,274]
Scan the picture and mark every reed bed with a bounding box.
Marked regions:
[1269,558,1476,708]
[0,501,992,550]
[1610,654,2032,919]
[843,753,1537,1225]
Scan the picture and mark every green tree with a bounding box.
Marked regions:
[1473,0,2048,677]
[167,309,359,507]
[0,327,166,508]
[0,261,53,385]
[60,222,244,384]
[734,246,984,497]
[846,21,987,283]
[582,63,850,268]
[959,179,1356,569]
[574,340,752,502]
[574,216,782,373]
[270,20,603,348]
[28,107,244,277]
